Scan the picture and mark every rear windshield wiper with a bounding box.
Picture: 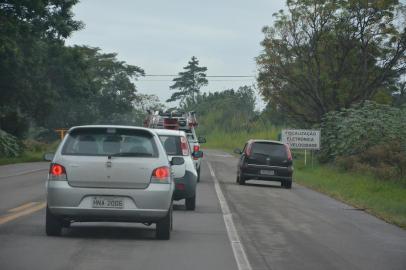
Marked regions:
[108,152,153,157]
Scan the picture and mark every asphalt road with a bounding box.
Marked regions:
[0,150,405,270]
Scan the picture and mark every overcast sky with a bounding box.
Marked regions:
[66,0,286,108]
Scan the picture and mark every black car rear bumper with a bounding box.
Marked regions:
[242,172,292,182]
[241,164,293,182]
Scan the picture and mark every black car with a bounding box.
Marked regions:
[234,140,293,188]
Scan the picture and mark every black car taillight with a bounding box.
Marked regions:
[284,144,292,161]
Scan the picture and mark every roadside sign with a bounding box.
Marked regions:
[281,129,320,150]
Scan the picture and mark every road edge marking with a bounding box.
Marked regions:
[207,161,252,270]
[0,202,46,225]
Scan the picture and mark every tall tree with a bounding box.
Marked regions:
[0,0,83,136]
[257,0,406,125]
[44,46,145,128]
[167,56,208,106]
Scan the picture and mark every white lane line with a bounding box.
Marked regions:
[207,161,252,270]
[0,168,47,179]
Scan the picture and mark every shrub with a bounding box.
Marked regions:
[320,101,406,162]
[0,129,21,158]
[336,142,406,180]
[22,139,49,152]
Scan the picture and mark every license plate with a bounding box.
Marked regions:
[260,170,275,176]
[92,196,124,209]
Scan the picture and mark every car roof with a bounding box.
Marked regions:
[248,139,285,145]
[68,125,153,133]
[152,129,186,136]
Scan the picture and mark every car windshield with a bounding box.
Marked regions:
[251,142,287,159]
[159,135,182,156]
[62,128,158,157]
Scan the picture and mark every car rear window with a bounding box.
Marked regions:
[251,142,287,159]
[159,135,182,156]
[62,128,158,157]
[186,134,195,142]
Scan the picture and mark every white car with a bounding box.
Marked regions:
[45,125,181,239]
[153,129,203,210]
[184,128,206,182]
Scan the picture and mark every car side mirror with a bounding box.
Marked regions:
[198,136,206,144]
[192,151,203,159]
[43,153,55,161]
[171,157,184,166]
[233,148,242,154]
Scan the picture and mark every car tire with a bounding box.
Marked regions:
[45,206,62,236]
[197,167,201,183]
[185,195,196,211]
[238,174,246,185]
[156,205,172,240]
[284,179,292,189]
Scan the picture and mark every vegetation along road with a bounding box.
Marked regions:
[1,151,405,270]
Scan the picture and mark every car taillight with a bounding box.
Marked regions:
[193,145,200,152]
[285,144,292,161]
[245,144,252,157]
[193,145,200,160]
[151,166,170,183]
[180,136,189,156]
[49,163,67,180]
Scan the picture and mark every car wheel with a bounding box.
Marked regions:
[284,179,292,189]
[156,205,172,240]
[238,174,246,185]
[197,167,201,182]
[45,206,62,236]
[185,195,196,211]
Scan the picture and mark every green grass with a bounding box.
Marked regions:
[295,163,406,229]
[204,128,280,152]
[0,150,45,165]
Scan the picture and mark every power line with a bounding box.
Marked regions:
[139,80,255,82]
[144,74,256,78]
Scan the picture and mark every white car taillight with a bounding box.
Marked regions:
[180,136,189,156]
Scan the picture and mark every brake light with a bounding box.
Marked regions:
[285,144,292,161]
[151,166,170,183]
[180,136,189,156]
[49,163,67,180]
[245,143,252,157]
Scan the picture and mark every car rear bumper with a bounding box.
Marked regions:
[243,172,292,182]
[242,164,293,182]
[47,180,173,222]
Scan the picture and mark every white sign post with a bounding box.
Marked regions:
[281,129,321,166]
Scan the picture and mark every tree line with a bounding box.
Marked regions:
[0,0,161,141]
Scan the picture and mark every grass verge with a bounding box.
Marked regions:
[204,128,280,152]
[0,141,60,166]
[295,164,406,229]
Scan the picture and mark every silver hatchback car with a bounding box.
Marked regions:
[45,125,180,240]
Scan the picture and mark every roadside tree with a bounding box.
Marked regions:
[167,56,208,107]
[257,0,406,125]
